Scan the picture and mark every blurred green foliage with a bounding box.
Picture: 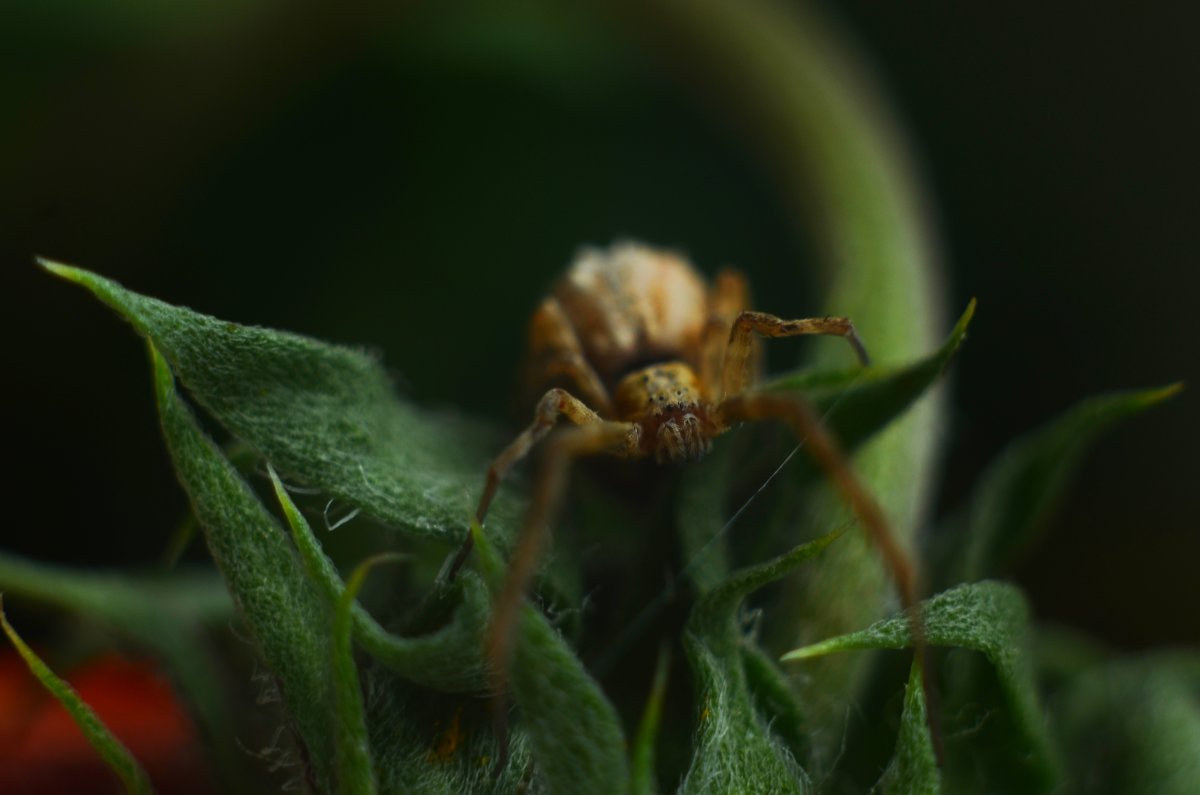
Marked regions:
[3,1,1198,792]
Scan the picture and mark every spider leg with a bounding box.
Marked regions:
[715,391,943,762]
[448,388,608,580]
[524,297,614,416]
[699,268,754,402]
[722,311,870,400]
[486,419,641,771]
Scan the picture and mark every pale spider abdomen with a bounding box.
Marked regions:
[545,242,709,385]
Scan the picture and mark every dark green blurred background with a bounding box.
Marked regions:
[4,2,1196,649]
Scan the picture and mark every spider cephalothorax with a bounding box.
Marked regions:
[613,362,712,462]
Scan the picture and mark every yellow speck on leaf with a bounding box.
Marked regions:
[427,705,465,763]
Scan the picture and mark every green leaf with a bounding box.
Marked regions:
[765,298,975,457]
[40,259,522,548]
[511,607,630,794]
[739,644,808,766]
[681,530,843,795]
[675,434,739,593]
[695,529,845,637]
[630,646,671,795]
[1050,653,1200,795]
[618,0,949,543]
[675,302,971,773]
[364,678,537,795]
[1032,623,1109,691]
[783,581,1060,792]
[940,384,1182,586]
[877,661,941,795]
[787,307,970,762]
[681,639,810,795]
[334,556,399,795]
[150,342,336,788]
[626,2,951,772]
[0,553,232,631]
[1,598,153,795]
[270,467,492,693]
[0,551,237,781]
[469,523,630,795]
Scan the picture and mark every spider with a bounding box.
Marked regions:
[450,241,934,762]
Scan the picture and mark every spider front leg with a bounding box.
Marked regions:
[524,297,614,416]
[485,419,641,769]
[486,420,641,664]
[716,393,919,612]
[699,268,754,402]
[722,311,870,400]
[447,388,608,580]
[715,391,942,760]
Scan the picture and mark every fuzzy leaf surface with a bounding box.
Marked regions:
[877,661,940,795]
[270,469,491,693]
[365,677,540,795]
[332,557,396,795]
[783,581,1059,792]
[42,260,521,547]
[675,301,971,774]
[471,522,630,795]
[151,344,336,788]
[680,530,843,794]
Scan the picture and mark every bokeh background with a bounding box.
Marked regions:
[4,1,1197,652]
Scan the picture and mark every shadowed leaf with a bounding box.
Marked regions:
[680,530,842,794]
[150,343,336,789]
[783,581,1059,792]
[271,468,491,693]
[765,298,974,458]
[878,661,940,795]
[41,259,522,548]
[739,644,808,766]
[1050,653,1200,795]
[0,552,237,782]
[472,521,629,794]
[332,556,400,795]
[680,639,809,795]
[1,600,153,795]
[630,647,671,795]
[676,435,740,593]
[938,384,1182,587]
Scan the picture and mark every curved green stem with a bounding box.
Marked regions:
[612,0,948,762]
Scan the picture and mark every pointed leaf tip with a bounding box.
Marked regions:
[1145,382,1184,402]
[1,597,154,795]
[779,644,828,663]
[47,263,522,548]
[958,297,977,333]
[938,298,976,360]
[36,257,82,280]
[332,555,399,795]
[939,381,1186,586]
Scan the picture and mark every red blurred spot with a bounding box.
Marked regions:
[0,651,215,795]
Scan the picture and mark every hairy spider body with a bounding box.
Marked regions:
[532,247,707,376]
[613,362,711,462]
[524,247,721,464]
[450,241,938,766]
